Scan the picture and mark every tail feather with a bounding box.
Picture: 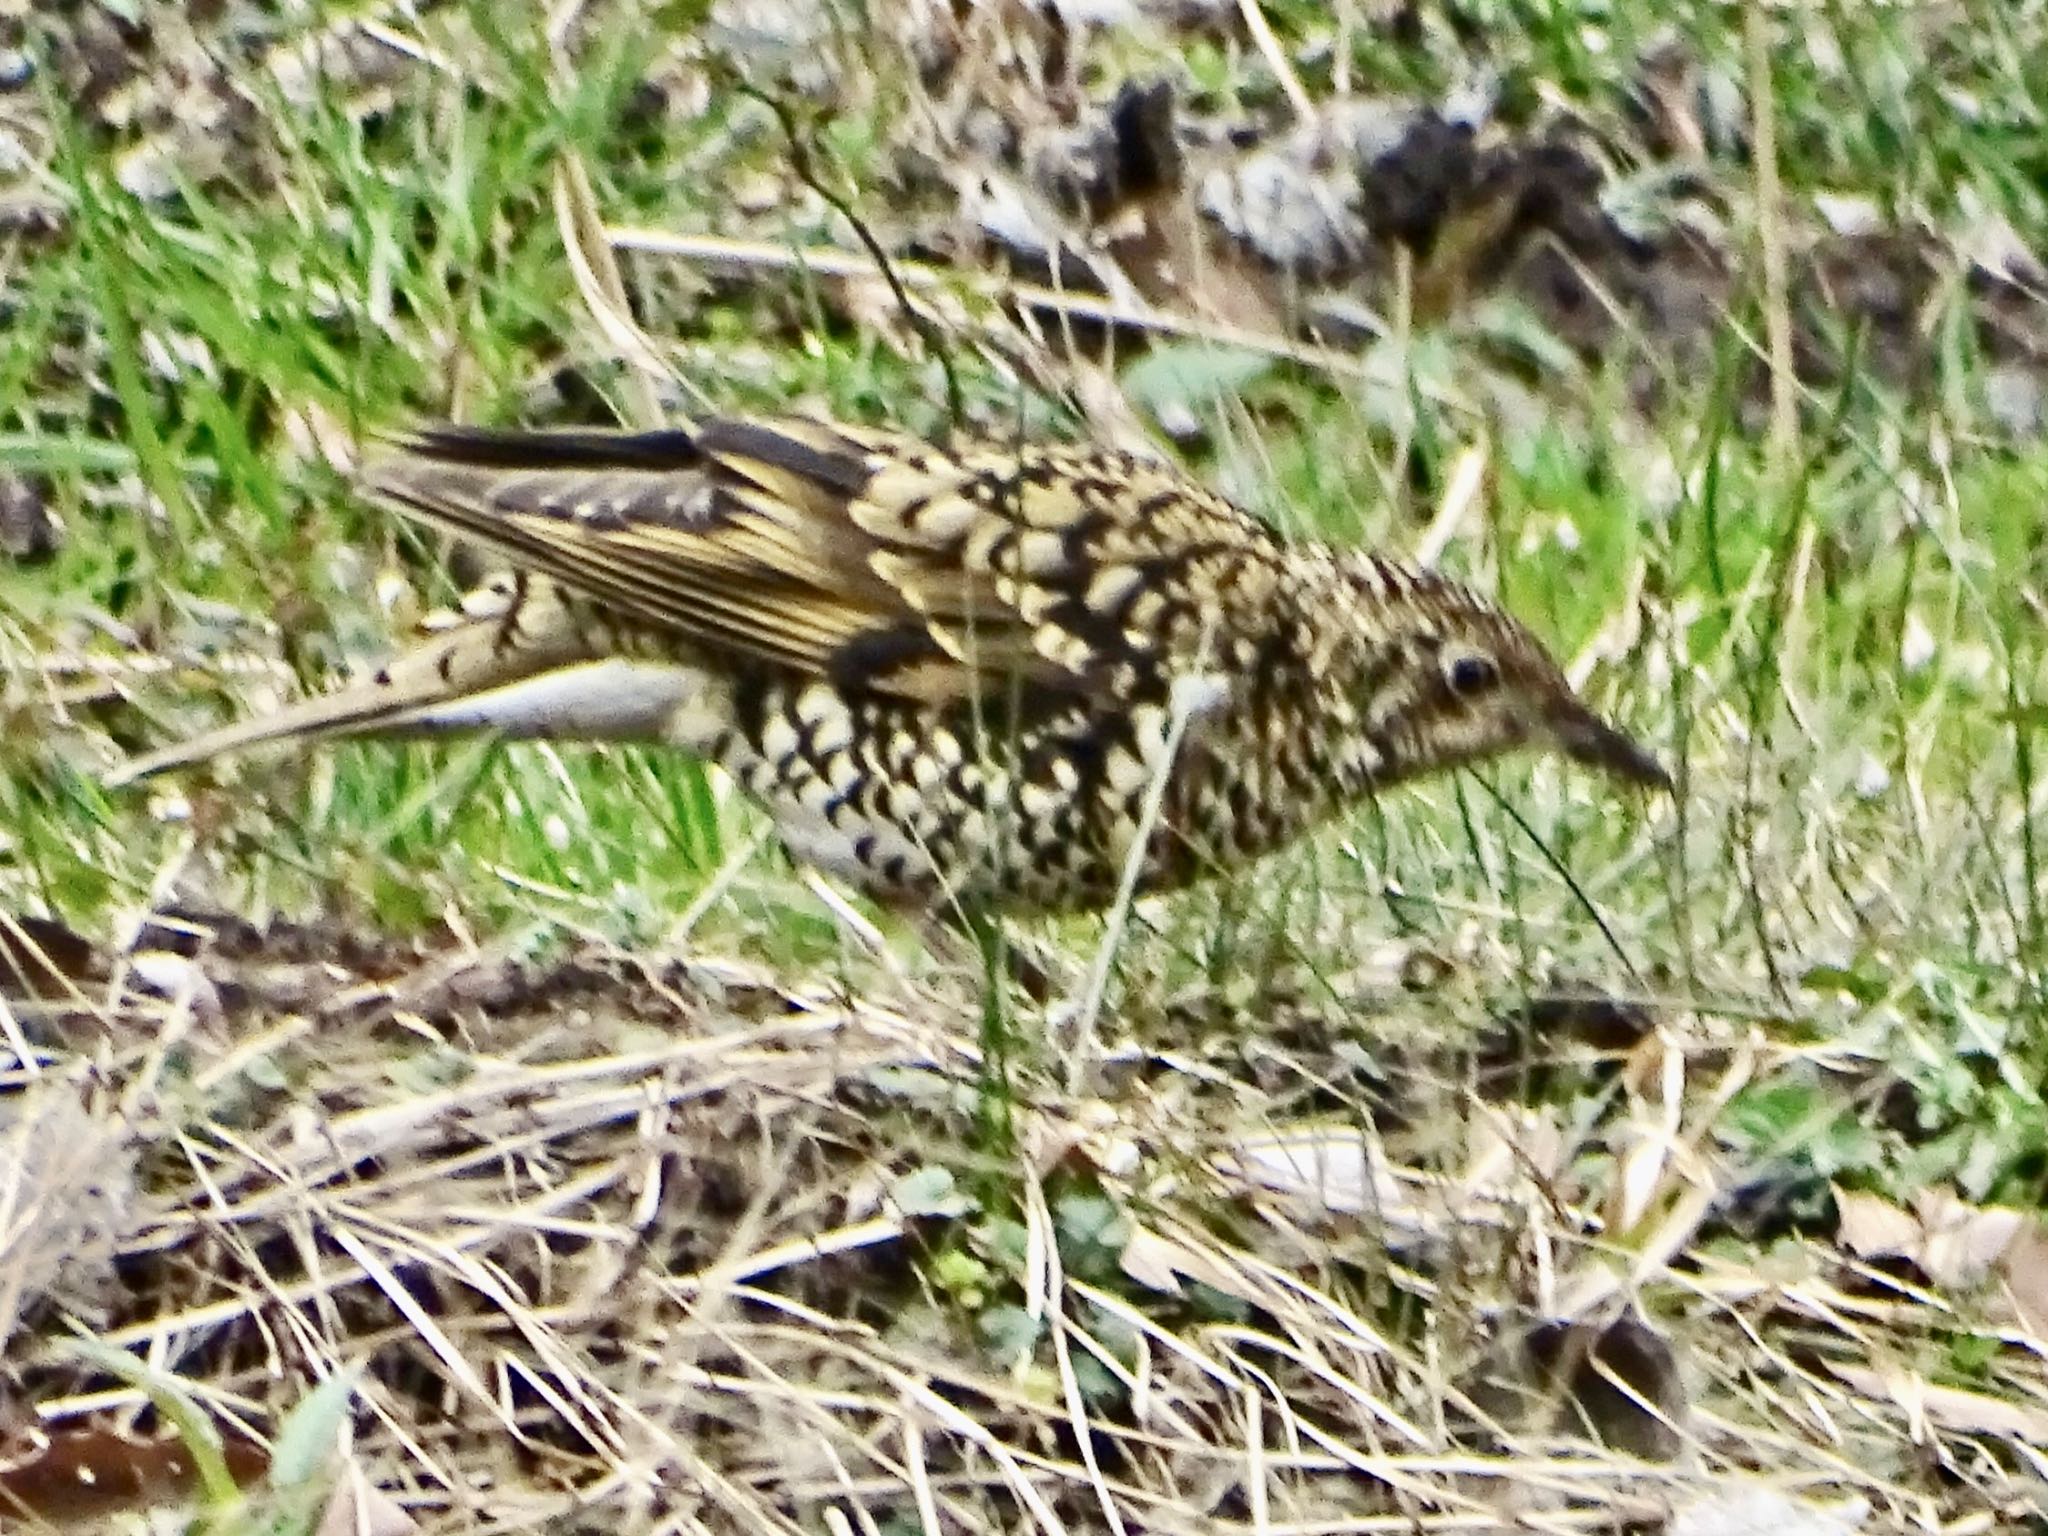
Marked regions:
[106,421,778,790]
[369,422,705,472]
[103,583,660,788]
[105,626,537,787]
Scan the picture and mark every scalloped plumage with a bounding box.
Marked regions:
[111,414,1668,912]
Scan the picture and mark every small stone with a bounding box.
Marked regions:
[1814,191,1882,237]
[1985,364,2044,436]
[128,951,224,1023]
[0,474,58,562]
[1899,611,1936,674]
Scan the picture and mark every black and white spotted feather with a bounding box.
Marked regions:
[111,414,1667,911]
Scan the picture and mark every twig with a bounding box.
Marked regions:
[606,227,1447,397]
[1237,0,1313,122]
[1067,667,1225,1094]
[1745,0,1796,484]
[725,73,966,430]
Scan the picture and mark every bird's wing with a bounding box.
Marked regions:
[365,414,1287,706]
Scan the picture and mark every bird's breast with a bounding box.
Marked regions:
[710,658,1355,912]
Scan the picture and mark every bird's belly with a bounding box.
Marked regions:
[709,675,1329,914]
[766,800,940,892]
[712,694,1063,910]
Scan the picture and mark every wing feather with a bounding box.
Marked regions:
[363,413,1288,705]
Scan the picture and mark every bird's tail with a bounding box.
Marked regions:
[105,583,713,788]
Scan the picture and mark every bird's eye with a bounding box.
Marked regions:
[1446,654,1500,696]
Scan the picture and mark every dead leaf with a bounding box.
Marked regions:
[1829,1362,2048,1443]
[1615,1122,1676,1236]
[1834,1187,1923,1263]
[1836,1184,2048,1313]
[313,1463,416,1536]
[1670,1482,1869,1536]
[0,1421,268,1524]
[2002,1223,2048,1342]
[1117,1224,1188,1295]
[1912,1189,2026,1289]
[1116,1222,1268,1310]
[1215,1130,1409,1221]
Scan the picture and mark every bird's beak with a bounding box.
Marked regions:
[1549,701,1672,791]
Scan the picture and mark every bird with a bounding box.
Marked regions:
[107,412,1670,916]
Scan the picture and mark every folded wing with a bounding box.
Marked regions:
[366,414,1285,707]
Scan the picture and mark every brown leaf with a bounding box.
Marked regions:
[1912,1189,2026,1290]
[313,1465,417,1536]
[1116,1222,1273,1311]
[1828,1362,2048,1443]
[1836,1184,2046,1304]
[1117,1224,1189,1295]
[0,1421,269,1524]
[1834,1187,1922,1263]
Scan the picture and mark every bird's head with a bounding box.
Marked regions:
[1342,557,1671,794]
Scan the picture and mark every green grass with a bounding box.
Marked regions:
[0,0,2030,1213]
[7,0,2048,1529]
